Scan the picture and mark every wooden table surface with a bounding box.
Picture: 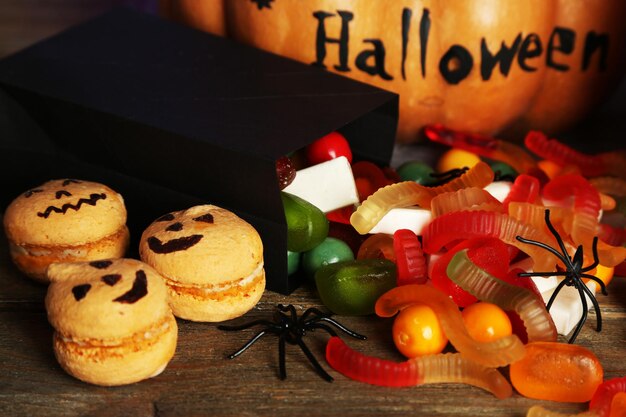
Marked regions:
[2,2,626,416]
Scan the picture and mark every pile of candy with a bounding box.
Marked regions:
[276,126,626,416]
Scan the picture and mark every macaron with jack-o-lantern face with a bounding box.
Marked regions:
[139,204,265,322]
[3,179,129,282]
[45,258,178,386]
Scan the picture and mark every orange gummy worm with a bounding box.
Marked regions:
[375,285,525,368]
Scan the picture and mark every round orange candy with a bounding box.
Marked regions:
[392,304,448,358]
[436,149,481,173]
[461,302,512,343]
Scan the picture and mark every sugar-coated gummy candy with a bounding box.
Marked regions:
[315,259,396,316]
[302,237,354,279]
[509,341,603,403]
[281,192,329,252]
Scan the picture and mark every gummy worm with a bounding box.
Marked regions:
[375,285,525,368]
[350,161,494,235]
[325,336,512,399]
[430,187,501,218]
[422,210,557,272]
[446,250,558,343]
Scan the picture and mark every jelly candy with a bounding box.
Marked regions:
[502,174,541,212]
[327,220,367,256]
[424,124,537,174]
[396,161,435,185]
[281,192,329,252]
[392,304,448,357]
[375,285,525,368]
[315,259,396,316]
[461,302,512,343]
[275,156,296,190]
[392,229,427,285]
[422,210,556,272]
[590,376,626,417]
[436,148,481,173]
[306,131,353,165]
[325,337,512,399]
[446,249,558,343]
[351,161,394,201]
[356,233,395,262]
[430,187,502,218]
[509,341,603,403]
[525,130,605,178]
[287,251,300,276]
[543,174,626,267]
[489,161,518,181]
[302,237,354,279]
[350,161,494,234]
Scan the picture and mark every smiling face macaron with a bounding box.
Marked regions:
[45,258,178,386]
[139,205,265,322]
[3,179,129,282]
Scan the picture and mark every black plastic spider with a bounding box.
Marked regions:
[516,209,608,344]
[217,304,366,382]
[428,166,469,186]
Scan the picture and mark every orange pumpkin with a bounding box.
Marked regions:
[162,0,626,143]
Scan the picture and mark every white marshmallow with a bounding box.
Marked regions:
[484,181,512,203]
[368,207,433,235]
[283,156,359,213]
[541,279,597,337]
[530,275,559,294]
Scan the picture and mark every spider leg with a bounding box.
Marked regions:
[296,338,334,382]
[315,317,367,340]
[580,273,609,296]
[542,209,571,257]
[581,236,600,273]
[299,306,326,322]
[278,334,287,380]
[277,304,299,322]
[579,279,603,332]
[225,329,271,359]
[306,322,338,337]
[568,284,589,344]
[218,319,278,332]
[546,277,570,311]
[518,271,564,277]
[516,235,569,266]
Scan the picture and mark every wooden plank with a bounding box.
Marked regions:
[1,225,625,416]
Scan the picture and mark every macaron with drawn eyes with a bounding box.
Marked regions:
[139,204,265,322]
[2,179,129,283]
[45,258,178,386]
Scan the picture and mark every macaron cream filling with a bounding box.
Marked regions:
[56,314,175,349]
[164,261,264,299]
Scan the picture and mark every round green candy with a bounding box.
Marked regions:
[302,237,354,279]
[287,251,301,276]
[489,161,518,181]
[281,192,329,252]
[315,259,396,316]
[397,161,435,185]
